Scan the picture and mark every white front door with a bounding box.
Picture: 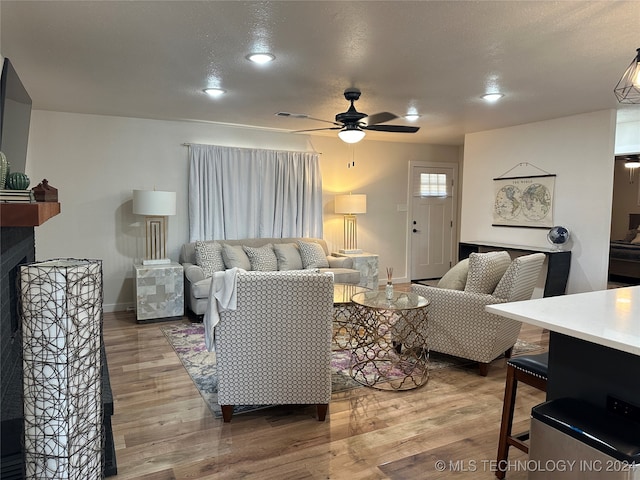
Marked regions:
[410,163,456,280]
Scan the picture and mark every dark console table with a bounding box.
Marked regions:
[459,241,571,297]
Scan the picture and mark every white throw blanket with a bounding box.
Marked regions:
[204,267,244,351]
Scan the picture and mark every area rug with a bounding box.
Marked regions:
[161,322,542,419]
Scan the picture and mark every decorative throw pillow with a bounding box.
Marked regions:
[194,241,225,278]
[631,232,640,244]
[464,251,511,294]
[273,243,303,271]
[624,229,638,242]
[221,244,252,270]
[493,253,544,300]
[242,244,277,271]
[436,258,469,291]
[297,240,329,269]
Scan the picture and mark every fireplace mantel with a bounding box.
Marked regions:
[0,202,60,227]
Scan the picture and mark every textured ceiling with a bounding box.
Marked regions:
[1,0,640,145]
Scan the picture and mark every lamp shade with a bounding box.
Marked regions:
[335,194,367,214]
[132,190,176,216]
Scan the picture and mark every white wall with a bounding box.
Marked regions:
[311,137,460,282]
[615,120,640,155]
[461,110,617,294]
[27,110,460,311]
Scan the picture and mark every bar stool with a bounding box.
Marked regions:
[495,352,548,479]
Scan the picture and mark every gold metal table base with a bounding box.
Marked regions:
[332,284,371,351]
[349,292,430,391]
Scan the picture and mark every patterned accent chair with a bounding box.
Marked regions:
[215,271,333,422]
[410,252,546,376]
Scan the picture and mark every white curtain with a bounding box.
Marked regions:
[188,144,323,241]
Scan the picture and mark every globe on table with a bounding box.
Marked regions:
[547,226,570,250]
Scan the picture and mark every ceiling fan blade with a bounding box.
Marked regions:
[366,112,398,125]
[306,116,342,126]
[276,112,340,127]
[365,124,420,133]
[292,127,342,133]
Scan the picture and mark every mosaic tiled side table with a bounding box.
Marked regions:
[134,262,184,323]
[332,251,379,290]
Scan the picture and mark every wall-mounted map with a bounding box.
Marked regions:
[493,174,555,228]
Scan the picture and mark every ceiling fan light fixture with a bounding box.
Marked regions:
[481,92,504,102]
[338,126,366,144]
[624,155,640,169]
[203,87,226,97]
[246,52,275,64]
[614,48,640,104]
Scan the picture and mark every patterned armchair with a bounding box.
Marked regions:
[215,271,333,422]
[409,252,545,376]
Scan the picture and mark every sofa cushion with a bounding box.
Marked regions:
[195,241,225,278]
[273,243,303,271]
[327,256,354,269]
[191,277,213,299]
[221,244,252,270]
[464,251,511,294]
[437,258,469,290]
[319,267,360,284]
[243,244,277,271]
[297,240,330,269]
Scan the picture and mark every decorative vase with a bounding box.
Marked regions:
[385,282,394,301]
[6,171,30,190]
[0,151,9,189]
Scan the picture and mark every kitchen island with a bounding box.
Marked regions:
[486,286,640,408]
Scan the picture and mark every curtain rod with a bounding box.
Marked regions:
[181,142,321,154]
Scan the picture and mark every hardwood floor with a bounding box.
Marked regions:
[104,287,549,480]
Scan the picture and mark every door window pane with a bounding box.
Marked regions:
[414,173,448,197]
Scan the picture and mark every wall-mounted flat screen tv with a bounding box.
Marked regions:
[0,57,32,176]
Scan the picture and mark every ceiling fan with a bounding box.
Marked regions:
[276,87,420,143]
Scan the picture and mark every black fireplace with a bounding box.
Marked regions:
[0,227,34,479]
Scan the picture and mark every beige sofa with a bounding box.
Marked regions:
[179,237,360,316]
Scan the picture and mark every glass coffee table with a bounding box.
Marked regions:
[332,283,370,350]
[349,290,430,390]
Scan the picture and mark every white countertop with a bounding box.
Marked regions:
[486,286,640,356]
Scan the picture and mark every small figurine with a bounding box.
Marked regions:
[32,179,58,202]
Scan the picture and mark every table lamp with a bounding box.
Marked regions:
[133,190,176,265]
[335,193,367,254]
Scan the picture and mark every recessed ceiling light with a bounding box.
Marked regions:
[481,93,504,102]
[403,113,421,121]
[203,87,226,97]
[246,53,275,64]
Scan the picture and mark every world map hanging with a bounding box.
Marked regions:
[492,174,556,228]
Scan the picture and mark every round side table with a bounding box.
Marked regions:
[349,290,430,390]
[332,283,370,350]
